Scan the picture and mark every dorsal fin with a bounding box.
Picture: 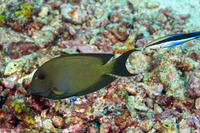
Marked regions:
[57,53,114,65]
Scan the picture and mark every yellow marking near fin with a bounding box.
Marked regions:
[51,87,64,95]
[186,40,192,45]
[145,35,168,46]
[125,40,131,46]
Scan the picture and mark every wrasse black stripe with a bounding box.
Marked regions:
[150,32,200,46]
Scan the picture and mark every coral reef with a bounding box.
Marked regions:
[0,0,200,132]
[5,3,34,32]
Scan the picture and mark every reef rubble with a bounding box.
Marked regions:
[0,0,200,132]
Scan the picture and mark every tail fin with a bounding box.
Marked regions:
[109,49,140,77]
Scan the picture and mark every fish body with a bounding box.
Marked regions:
[145,31,200,49]
[28,49,138,99]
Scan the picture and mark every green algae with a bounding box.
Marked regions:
[11,100,35,124]
[11,101,30,113]
[0,14,5,21]
[15,3,33,18]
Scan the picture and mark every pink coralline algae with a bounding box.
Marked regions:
[99,110,136,133]
[58,40,99,53]
[5,3,33,32]
[102,30,119,44]
[156,95,175,108]
[58,40,112,53]
[63,124,82,133]
[61,3,87,24]
[106,24,129,41]
[3,42,39,59]
[69,0,82,5]
[91,36,113,52]
[135,36,153,48]
[186,68,200,98]
[160,8,190,23]
[31,30,56,48]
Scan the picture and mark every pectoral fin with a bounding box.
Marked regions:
[51,87,65,95]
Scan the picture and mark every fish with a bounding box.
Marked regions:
[28,49,139,99]
[145,31,200,49]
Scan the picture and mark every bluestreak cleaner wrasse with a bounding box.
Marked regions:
[145,31,200,49]
[28,49,139,99]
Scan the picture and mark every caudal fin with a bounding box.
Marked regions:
[109,49,140,77]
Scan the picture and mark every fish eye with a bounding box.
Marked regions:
[38,73,46,80]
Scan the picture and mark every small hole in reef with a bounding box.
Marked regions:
[76,49,81,53]
[36,64,40,68]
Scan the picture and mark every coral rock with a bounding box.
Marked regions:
[160,8,185,23]
[134,74,143,82]
[3,42,38,59]
[146,1,159,9]
[114,110,133,130]
[166,80,185,100]
[69,0,82,5]
[138,83,164,99]
[124,127,144,133]
[61,4,87,24]
[102,30,119,44]
[154,104,163,113]
[186,69,200,98]
[38,7,49,18]
[1,77,16,89]
[42,119,55,130]
[6,3,33,32]
[149,24,160,33]
[106,24,129,41]
[65,116,83,126]
[156,95,175,108]
[127,96,148,112]
[129,51,151,73]
[32,30,55,48]
[52,116,64,128]
[157,13,168,23]
[146,98,154,109]
[4,58,24,75]
[65,124,82,133]
[140,119,153,132]
[195,97,200,110]
[153,117,178,132]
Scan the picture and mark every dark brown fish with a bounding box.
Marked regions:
[28,49,138,99]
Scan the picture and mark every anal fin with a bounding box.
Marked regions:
[74,75,116,96]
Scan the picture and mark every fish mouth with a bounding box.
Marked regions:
[27,87,36,94]
[27,87,48,95]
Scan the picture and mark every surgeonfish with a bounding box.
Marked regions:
[28,49,139,99]
[145,31,200,49]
